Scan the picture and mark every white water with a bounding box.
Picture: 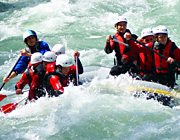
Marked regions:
[1,0,180,139]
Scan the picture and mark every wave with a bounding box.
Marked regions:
[0,2,14,12]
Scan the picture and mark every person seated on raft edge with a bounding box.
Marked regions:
[121,28,155,80]
[3,30,50,84]
[15,51,56,102]
[104,15,138,77]
[51,43,84,86]
[124,25,180,88]
[44,54,83,97]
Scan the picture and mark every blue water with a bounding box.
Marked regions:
[0,0,180,139]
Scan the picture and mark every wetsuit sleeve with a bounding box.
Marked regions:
[15,72,30,90]
[104,40,115,54]
[75,58,83,74]
[49,75,64,96]
[128,39,140,51]
[128,39,152,54]
[39,41,51,55]
[13,56,30,74]
[172,45,180,62]
[28,74,40,101]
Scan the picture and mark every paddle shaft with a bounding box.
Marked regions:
[113,38,130,47]
[131,37,180,68]
[75,56,79,86]
[0,56,22,91]
[0,89,29,102]
[7,89,29,97]
[18,96,28,104]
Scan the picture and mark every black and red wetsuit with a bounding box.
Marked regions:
[15,62,46,100]
[104,29,138,76]
[44,59,83,97]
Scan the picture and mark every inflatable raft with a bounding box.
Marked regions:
[79,66,180,105]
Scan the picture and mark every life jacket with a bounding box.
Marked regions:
[152,40,176,74]
[25,66,34,86]
[44,63,65,93]
[113,34,125,65]
[136,43,154,75]
[112,29,132,65]
[25,41,40,54]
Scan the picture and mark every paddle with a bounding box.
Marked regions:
[0,96,27,114]
[75,56,79,86]
[0,55,22,91]
[130,37,180,68]
[0,89,29,102]
[113,38,130,47]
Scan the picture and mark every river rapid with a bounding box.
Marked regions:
[0,0,180,140]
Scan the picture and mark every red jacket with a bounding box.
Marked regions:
[44,63,79,96]
[123,41,153,75]
[128,39,180,74]
[15,62,45,100]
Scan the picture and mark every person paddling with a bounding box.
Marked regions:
[15,52,46,101]
[44,54,72,97]
[44,53,83,97]
[123,28,155,78]
[104,16,138,76]
[3,30,50,84]
[52,44,84,85]
[124,25,180,88]
[15,51,56,101]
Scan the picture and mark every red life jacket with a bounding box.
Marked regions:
[153,40,175,74]
[113,32,126,65]
[137,43,153,75]
[44,63,65,94]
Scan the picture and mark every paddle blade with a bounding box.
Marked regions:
[0,94,7,102]
[0,103,18,114]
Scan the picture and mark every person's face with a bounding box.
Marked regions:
[157,33,168,45]
[26,35,36,46]
[43,61,50,70]
[61,67,70,76]
[142,35,154,44]
[116,22,127,34]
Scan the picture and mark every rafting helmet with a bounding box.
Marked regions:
[31,52,43,64]
[56,54,72,67]
[141,28,154,38]
[23,30,37,42]
[154,25,168,34]
[114,16,127,27]
[42,51,56,62]
[52,44,65,55]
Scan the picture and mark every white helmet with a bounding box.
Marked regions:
[42,51,56,62]
[52,44,65,55]
[154,25,168,34]
[141,28,154,38]
[31,52,43,64]
[114,16,127,27]
[56,54,72,67]
[152,27,157,34]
